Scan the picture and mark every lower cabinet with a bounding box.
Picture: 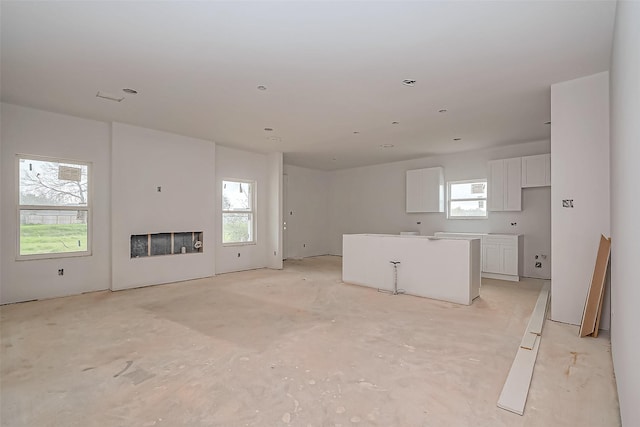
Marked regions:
[434,232,523,281]
[482,242,501,273]
[481,234,523,281]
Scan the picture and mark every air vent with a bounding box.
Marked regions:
[96,91,124,102]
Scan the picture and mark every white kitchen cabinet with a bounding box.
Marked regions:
[488,158,522,211]
[434,232,523,281]
[482,242,501,273]
[521,153,551,187]
[406,167,444,213]
[482,234,523,281]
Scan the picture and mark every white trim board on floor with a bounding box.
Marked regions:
[497,335,541,415]
[498,282,550,415]
[520,281,550,350]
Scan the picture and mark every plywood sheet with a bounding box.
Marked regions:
[593,282,607,338]
[579,235,611,337]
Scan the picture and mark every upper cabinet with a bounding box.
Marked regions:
[406,167,444,213]
[521,154,551,187]
[488,158,522,211]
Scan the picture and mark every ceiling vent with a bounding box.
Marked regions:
[96,91,124,102]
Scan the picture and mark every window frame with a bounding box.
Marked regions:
[16,154,93,260]
[221,178,256,246]
[447,179,488,220]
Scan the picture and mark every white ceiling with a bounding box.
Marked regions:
[1,1,616,170]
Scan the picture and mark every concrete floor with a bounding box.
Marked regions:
[1,256,620,427]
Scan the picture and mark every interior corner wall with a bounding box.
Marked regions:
[326,140,552,279]
[215,145,270,274]
[550,72,610,327]
[0,103,111,304]
[0,108,4,300]
[283,164,330,259]
[610,2,640,425]
[267,152,283,269]
[111,123,215,290]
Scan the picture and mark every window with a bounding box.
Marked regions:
[18,156,91,259]
[447,179,487,219]
[222,180,255,244]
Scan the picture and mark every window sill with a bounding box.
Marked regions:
[446,216,489,220]
[16,251,92,261]
[222,242,256,247]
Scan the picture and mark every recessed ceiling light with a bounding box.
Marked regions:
[402,79,416,87]
[122,88,138,94]
[453,138,462,141]
[257,85,267,91]
[438,109,448,113]
[264,127,274,132]
[544,121,551,125]
[96,91,124,102]
[391,121,399,125]
[380,144,395,148]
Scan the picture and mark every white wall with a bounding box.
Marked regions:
[0,104,111,304]
[610,2,640,425]
[283,165,331,259]
[550,72,610,328]
[327,140,552,279]
[0,105,3,299]
[111,123,216,290]
[216,145,271,274]
[267,152,284,269]
[1,105,284,300]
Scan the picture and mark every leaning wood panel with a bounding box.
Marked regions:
[579,235,611,337]
[593,279,607,338]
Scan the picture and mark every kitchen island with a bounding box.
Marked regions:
[342,234,481,305]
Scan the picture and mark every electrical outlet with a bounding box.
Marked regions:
[157,186,162,192]
[562,199,574,208]
[58,269,64,276]
[535,262,542,268]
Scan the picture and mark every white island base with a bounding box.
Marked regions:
[342,234,481,305]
